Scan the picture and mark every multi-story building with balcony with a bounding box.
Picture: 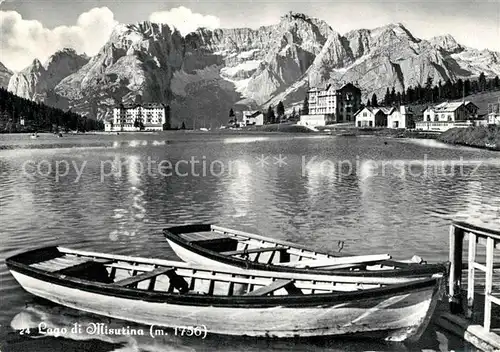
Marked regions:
[105,103,169,132]
[301,82,362,127]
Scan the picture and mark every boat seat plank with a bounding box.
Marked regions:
[54,259,114,272]
[281,254,392,269]
[106,262,156,272]
[221,247,286,256]
[113,268,174,287]
[189,236,238,253]
[244,279,302,296]
[181,232,226,242]
[82,257,114,264]
[53,260,115,283]
[31,256,109,272]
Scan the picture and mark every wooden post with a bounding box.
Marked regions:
[467,232,476,318]
[484,237,494,331]
[449,224,464,314]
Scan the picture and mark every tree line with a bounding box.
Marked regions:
[0,87,104,132]
[367,73,499,107]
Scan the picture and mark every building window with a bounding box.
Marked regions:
[358,121,361,127]
[369,121,373,127]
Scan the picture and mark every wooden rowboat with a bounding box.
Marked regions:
[7,246,444,341]
[163,224,448,280]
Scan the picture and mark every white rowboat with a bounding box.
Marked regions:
[163,224,448,281]
[7,246,444,341]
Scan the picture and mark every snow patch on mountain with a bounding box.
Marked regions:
[238,49,260,60]
[221,60,262,77]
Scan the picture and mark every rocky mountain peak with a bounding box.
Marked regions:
[278,12,333,39]
[44,48,88,67]
[370,23,418,43]
[28,59,44,73]
[430,34,462,53]
[0,61,13,89]
[8,49,89,101]
[281,11,309,20]
[0,61,12,75]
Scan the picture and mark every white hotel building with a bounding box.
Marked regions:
[300,83,362,127]
[105,103,168,132]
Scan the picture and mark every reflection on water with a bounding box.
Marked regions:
[1,133,499,351]
[402,138,482,150]
[223,136,270,144]
[221,159,254,218]
[303,158,338,197]
[125,155,142,186]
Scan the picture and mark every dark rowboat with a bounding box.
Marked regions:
[7,246,443,341]
[163,224,448,280]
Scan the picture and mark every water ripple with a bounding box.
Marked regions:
[0,133,496,352]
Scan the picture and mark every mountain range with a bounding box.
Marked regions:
[4,12,500,126]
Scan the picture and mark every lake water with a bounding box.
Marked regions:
[1,131,499,352]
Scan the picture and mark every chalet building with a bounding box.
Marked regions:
[242,111,264,126]
[354,107,388,128]
[301,82,362,127]
[387,106,414,129]
[488,102,500,125]
[354,106,413,129]
[416,101,479,132]
[105,103,169,132]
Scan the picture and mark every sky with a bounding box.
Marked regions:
[0,0,499,71]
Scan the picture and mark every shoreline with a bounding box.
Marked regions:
[437,126,500,151]
[3,126,499,152]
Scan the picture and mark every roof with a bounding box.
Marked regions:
[464,101,479,110]
[353,106,387,117]
[308,82,361,94]
[115,103,167,109]
[426,101,476,113]
[377,107,395,115]
[354,105,413,118]
[336,82,362,93]
[244,111,262,118]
